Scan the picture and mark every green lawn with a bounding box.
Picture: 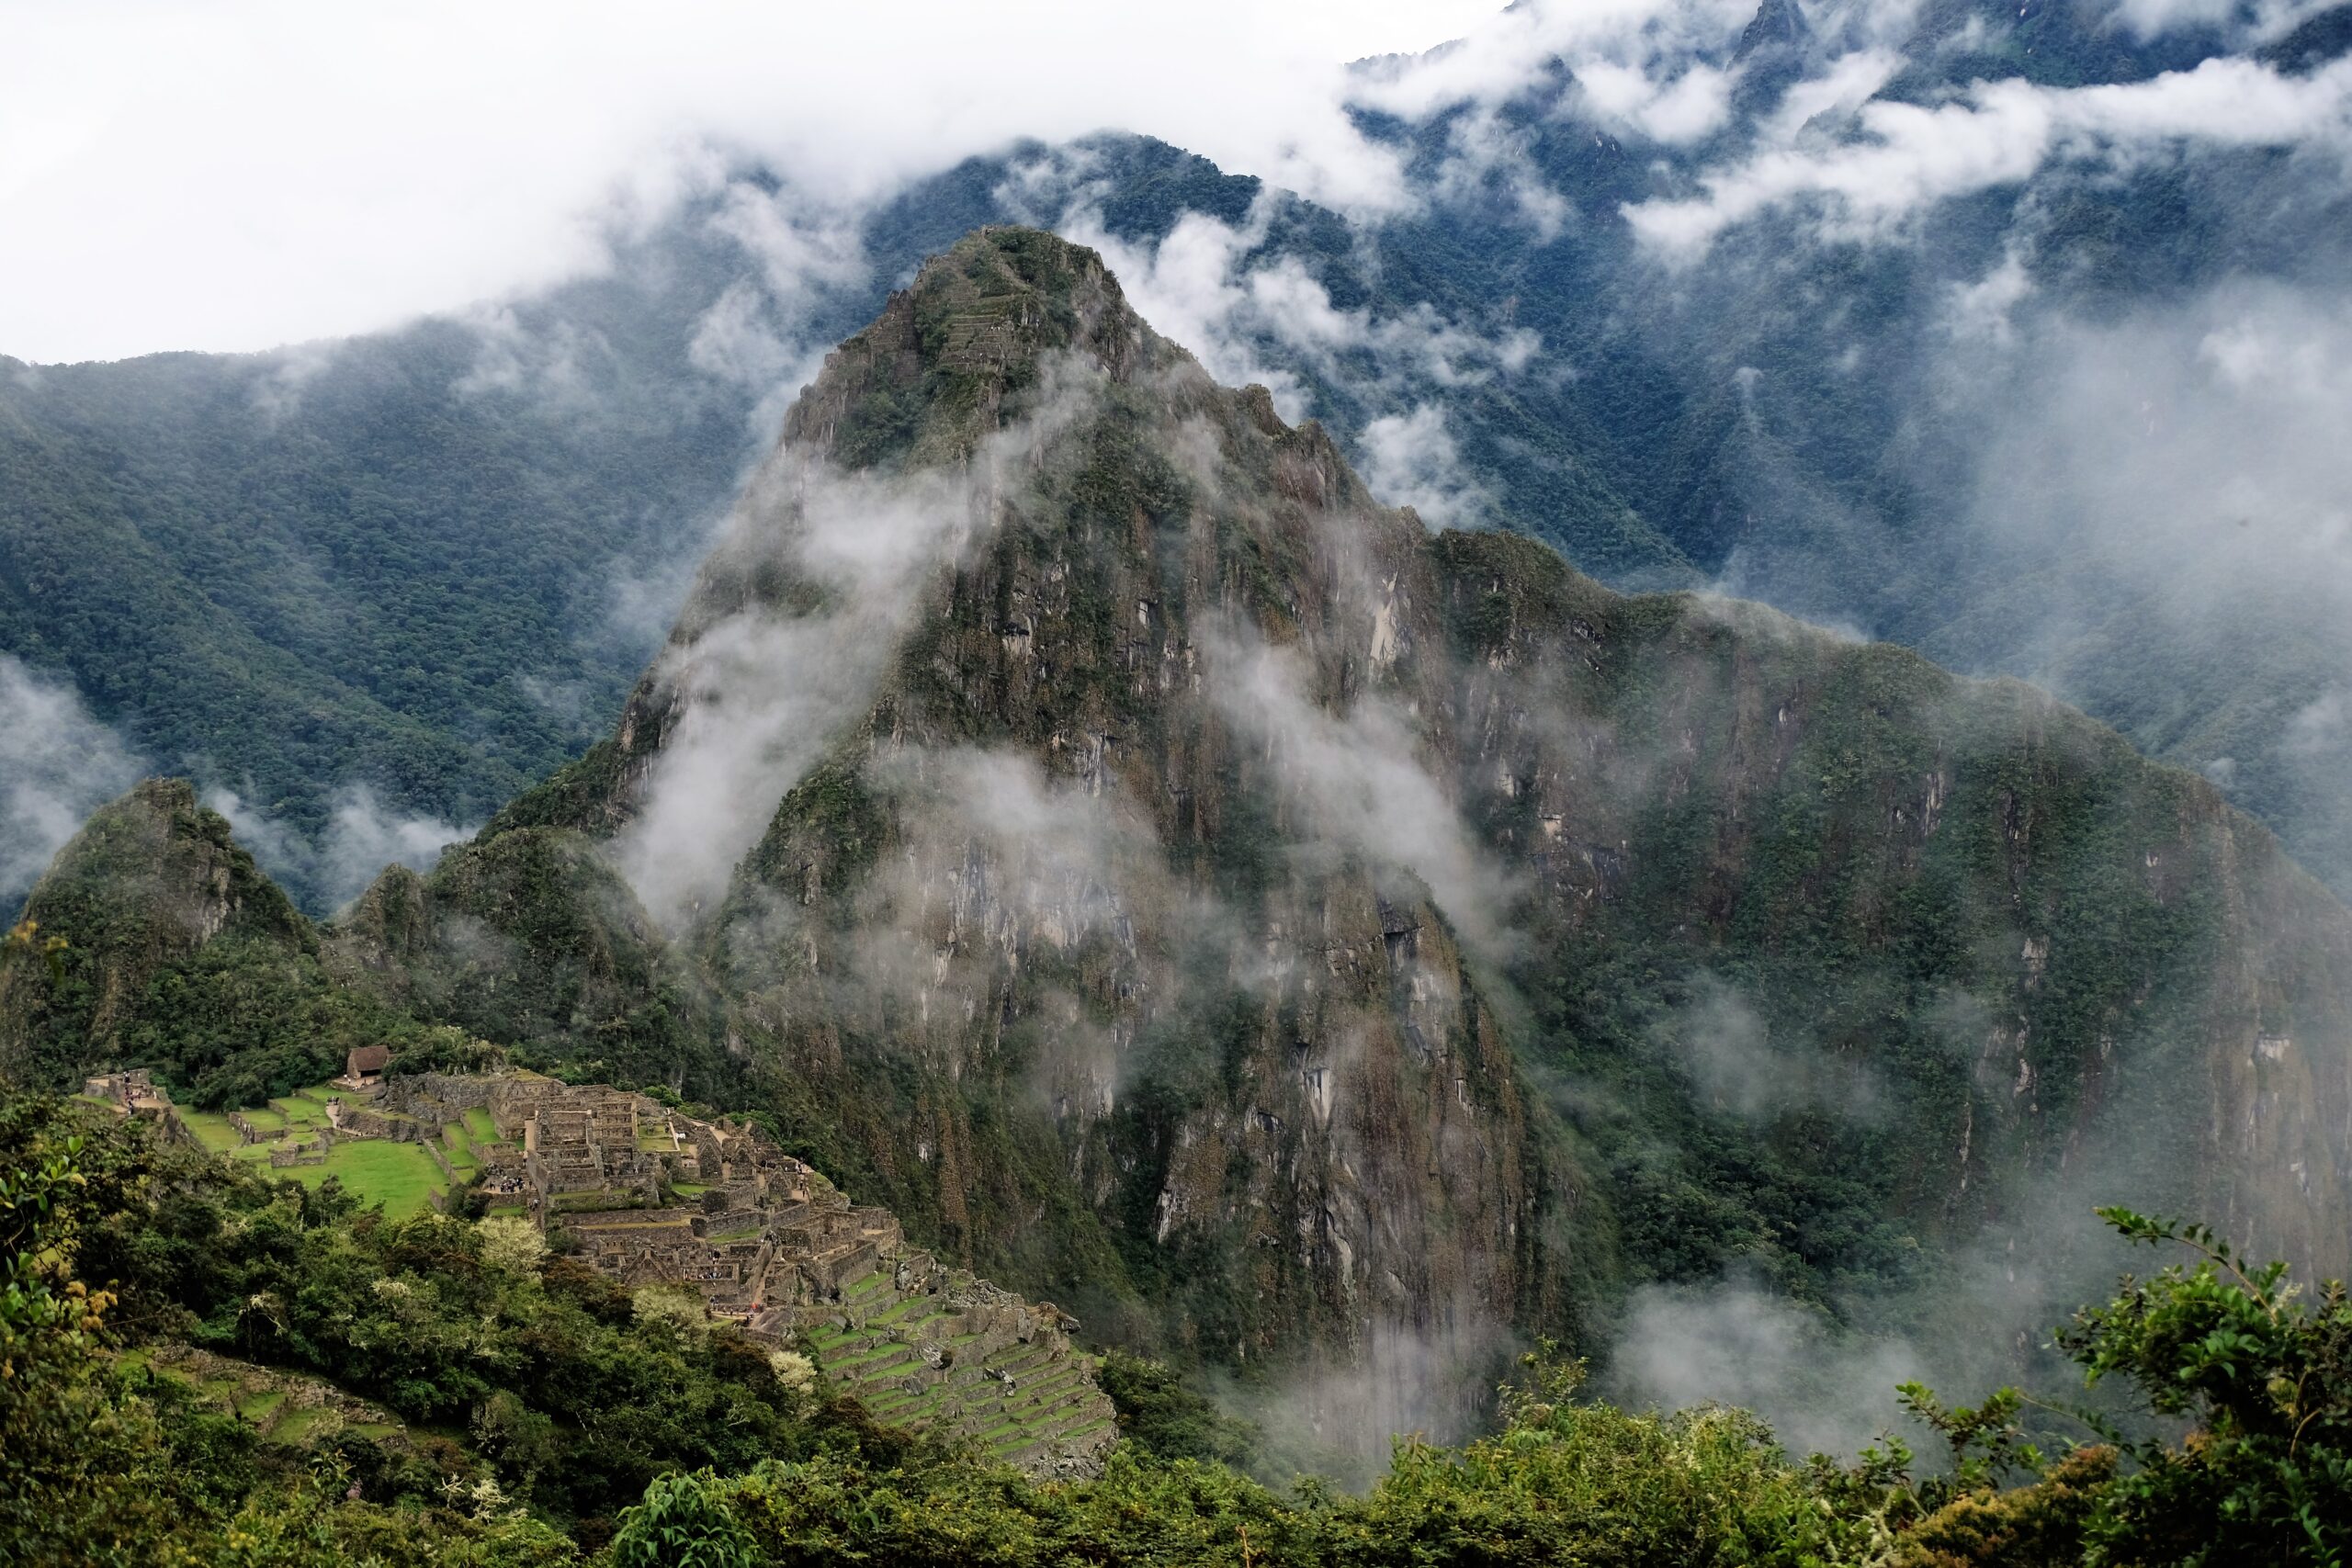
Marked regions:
[271,1095,327,1129]
[177,1110,244,1154]
[283,1140,442,1220]
[462,1107,496,1143]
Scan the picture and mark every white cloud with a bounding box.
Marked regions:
[1612,1279,1927,1459]
[1348,0,1750,124]
[1066,199,1539,427]
[1356,405,1489,527]
[205,784,472,912]
[1062,202,1303,411]
[1576,61,1736,145]
[1208,633,1522,969]
[0,658,145,905]
[0,0,1507,363]
[2107,0,2338,39]
[2110,0,2239,35]
[1659,976,1883,1122]
[1967,281,2352,599]
[1626,55,2352,258]
[612,352,1113,927]
[1426,104,1577,238]
[1944,246,2036,344]
[1758,48,1905,144]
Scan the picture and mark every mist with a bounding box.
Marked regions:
[1207,631,1523,973]
[0,657,144,908]
[614,350,1118,928]
[204,784,475,915]
[11,0,2352,1498]
[0,0,1500,363]
[1925,278,2352,892]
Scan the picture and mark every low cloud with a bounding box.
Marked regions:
[1576,60,1736,145]
[1237,1311,1521,1485]
[3,0,1493,362]
[814,744,1193,1108]
[1962,281,2352,635]
[205,785,473,914]
[0,657,144,908]
[614,352,1114,927]
[1065,198,1539,425]
[1348,0,1752,126]
[450,305,611,404]
[1208,631,1523,971]
[1609,1278,1927,1460]
[1659,976,1883,1122]
[1758,48,1905,143]
[1356,404,1490,527]
[1626,55,2352,258]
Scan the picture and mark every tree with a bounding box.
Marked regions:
[476,1216,547,1275]
[1895,1208,2352,1566]
[2063,1208,2352,1564]
[0,1095,147,1561]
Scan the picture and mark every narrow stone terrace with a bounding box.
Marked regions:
[364,1070,1118,1475]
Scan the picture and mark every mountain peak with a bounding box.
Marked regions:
[780,226,1159,473]
[1734,0,1810,61]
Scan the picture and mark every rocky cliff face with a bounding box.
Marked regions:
[19,229,2352,1447]
[335,229,2352,1421]
[455,229,1554,1432]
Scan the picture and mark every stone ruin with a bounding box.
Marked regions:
[355,1069,1118,1476]
[82,1068,175,1122]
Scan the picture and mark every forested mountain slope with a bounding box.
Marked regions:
[12,228,2315,1444]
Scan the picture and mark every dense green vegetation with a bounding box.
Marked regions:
[0,781,472,1107]
[8,1071,2351,1563]
[0,317,745,908]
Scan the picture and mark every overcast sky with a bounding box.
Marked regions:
[0,0,1505,363]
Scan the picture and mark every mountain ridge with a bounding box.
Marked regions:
[13,227,2352,1455]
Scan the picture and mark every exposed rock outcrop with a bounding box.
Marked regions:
[22,230,2352,1454]
[350,231,2352,1439]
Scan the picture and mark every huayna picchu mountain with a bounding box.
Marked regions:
[10,228,2352,1449]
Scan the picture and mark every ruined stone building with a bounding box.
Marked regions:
[82,1067,174,1122]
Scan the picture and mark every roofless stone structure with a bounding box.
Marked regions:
[352,1069,1118,1475]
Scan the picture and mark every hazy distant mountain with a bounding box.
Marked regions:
[8,4,2349,923]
